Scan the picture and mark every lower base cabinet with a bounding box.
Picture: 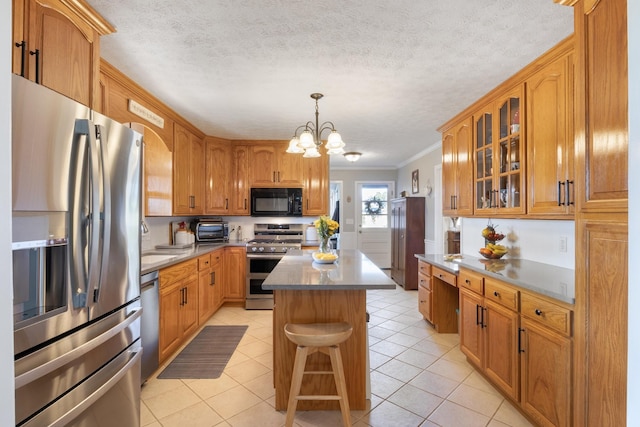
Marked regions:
[224,247,246,302]
[458,268,573,427]
[159,259,199,363]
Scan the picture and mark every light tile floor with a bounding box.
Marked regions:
[140,286,535,427]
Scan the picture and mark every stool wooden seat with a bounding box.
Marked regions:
[284,322,353,427]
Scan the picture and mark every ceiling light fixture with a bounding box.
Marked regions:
[343,152,362,162]
[286,93,346,158]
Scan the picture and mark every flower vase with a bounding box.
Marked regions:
[318,236,331,253]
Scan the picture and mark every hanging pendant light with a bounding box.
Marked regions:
[286,93,351,156]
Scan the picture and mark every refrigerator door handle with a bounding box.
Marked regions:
[46,348,142,427]
[15,307,142,389]
[91,124,111,303]
[69,119,101,308]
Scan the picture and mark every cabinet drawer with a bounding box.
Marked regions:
[418,285,432,322]
[484,278,519,311]
[197,254,211,271]
[458,269,483,295]
[160,258,198,288]
[418,260,431,277]
[210,249,222,266]
[521,293,572,337]
[432,266,456,287]
[418,273,431,291]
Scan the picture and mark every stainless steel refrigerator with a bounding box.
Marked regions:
[12,74,143,426]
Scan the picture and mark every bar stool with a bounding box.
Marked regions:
[284,322,353,427]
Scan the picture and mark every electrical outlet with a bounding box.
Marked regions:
[559,235,568,253]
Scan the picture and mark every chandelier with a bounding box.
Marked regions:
[286,93,346,158]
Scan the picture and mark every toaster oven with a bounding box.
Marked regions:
[191,218,229,243]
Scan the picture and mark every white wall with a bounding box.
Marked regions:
[461,218,575,269]
[628,0,639,423]
[2,0,16,423]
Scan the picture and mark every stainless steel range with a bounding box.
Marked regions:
[245,224,304,309]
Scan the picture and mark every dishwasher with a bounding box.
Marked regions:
[140,270,159,383]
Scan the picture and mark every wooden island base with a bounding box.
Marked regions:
[273,289,367,411]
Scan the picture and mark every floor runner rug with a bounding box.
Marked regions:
[157,325,248,379]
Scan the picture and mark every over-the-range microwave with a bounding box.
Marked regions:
[250,188,302,217]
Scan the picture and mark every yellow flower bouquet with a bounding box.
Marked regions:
[314,215,339,253]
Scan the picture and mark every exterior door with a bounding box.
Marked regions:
[355,182,394,268]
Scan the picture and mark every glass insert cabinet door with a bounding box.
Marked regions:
[473,89,525,214]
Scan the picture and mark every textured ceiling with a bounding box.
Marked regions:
[89,0,573,169]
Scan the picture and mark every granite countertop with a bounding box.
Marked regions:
[415,254,575,305]
[140,243,233,274]
[262,249,397,290]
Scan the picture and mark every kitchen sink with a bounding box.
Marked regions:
[141,254,177,265]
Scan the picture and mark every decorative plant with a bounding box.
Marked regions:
[314,216,339,240]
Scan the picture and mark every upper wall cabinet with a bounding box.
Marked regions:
[173,123,204,215]
[229,145,250,215]
[302,150,329,216]
[473,86,526,216]
[204,138,232,215]
[248,142,303,187]
[12,0,115,108]
[525,48,575,218]
[442,117,473,217]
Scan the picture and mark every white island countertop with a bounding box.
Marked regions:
[262,249,397,290]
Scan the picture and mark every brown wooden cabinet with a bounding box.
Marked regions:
[390,197,425,290]
[229,145,250,215]
[525,46,575,217]
[223,246,246,302]
[422,264,459,333]
[569,0,628,426]
[473,86,526,216]
[204,138,231,215]
[12,0,114,108]
[417,261,432,323]
[159,259,199,363]
[197,249,223,325]
[520,291,572,427]
[173,123,204,215]
[248,142,303,187]
[458,268,574,426]
[302,151,329,216]
[441,117,473,216]
[459,272,520,401]
[143,129,173,216]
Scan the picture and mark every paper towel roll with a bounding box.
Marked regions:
[305,225,318,241]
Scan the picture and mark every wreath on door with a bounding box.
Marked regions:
[364,195,385,216]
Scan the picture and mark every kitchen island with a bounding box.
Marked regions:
[262,249,396,411]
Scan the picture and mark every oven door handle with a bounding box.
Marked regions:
[246,254,286,260]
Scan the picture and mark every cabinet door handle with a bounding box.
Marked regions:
[15,41,26,77]
[481,306,487,328]
[558,181,564,206]
[475,304,481,326]
[277,171,281,182]
[225,198,229,209]
[244,198,247,210]
[493,291,500,297]
[273,171,276,182]
[184,287,188,305]
[535,309,542,316]
[29,48,40,84]
[566,179,574,206]
[180,288,185,306]
[453,195,457,210]
[210,271,215,285]
[518,328,525,353]
[450,195,454,210]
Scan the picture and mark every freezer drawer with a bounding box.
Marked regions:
[20,345,142,427]
[15,304,141,426]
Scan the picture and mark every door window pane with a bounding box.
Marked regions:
[361,185,388,228]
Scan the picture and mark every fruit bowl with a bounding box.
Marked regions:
[484,232,505,243]
[312,252,338,264]
[479,250,507,260]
